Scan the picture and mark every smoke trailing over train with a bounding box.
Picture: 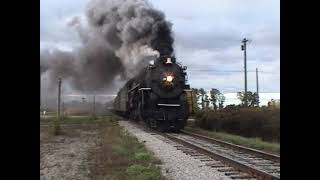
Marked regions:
[40,0,175,93]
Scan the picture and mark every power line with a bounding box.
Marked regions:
[187,69,279,74]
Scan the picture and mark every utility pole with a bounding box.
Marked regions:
[241,38,249,107]
[54,77,62,135]
[256,68,260,107]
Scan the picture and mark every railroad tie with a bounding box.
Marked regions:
[217,168,236,172]
[181,150,195,154]
[273,163,280,167]
[205,162,222,166]
[200,159,214,162]
[237,155,251,158]
[248,157,264,160]
[190,153,205,156]
[265,169,280,174]
[225,172,240,176]
[194,157,210,160]
[264,166,280,170]
[173,145,183,147]
[210,164,226,168]
[230,175,256,179]
[254,163,273,166]
[193,156,208,159]
[176,147,189,150]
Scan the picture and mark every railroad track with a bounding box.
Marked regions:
[163,132,280,180]
[181,130,280,163]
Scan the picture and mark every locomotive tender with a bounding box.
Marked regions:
[113,55,193,132]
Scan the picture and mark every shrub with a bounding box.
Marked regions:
[194,108,280,142]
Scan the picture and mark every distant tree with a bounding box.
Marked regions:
[217,93,226,109]
[237,91,259,107]
[268,99,279,108]
[248,92,259,107]
[204,94,210,111]
[199,88,206,110]
[209,88,220,110]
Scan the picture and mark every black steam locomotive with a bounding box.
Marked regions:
[113,55,193,132]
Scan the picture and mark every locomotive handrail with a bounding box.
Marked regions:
[157,103,181,107]
[128,83,140,93]
[139,88,151,91]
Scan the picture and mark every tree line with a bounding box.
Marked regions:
[191,88,262,112]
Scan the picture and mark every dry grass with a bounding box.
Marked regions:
[87,118,165,180]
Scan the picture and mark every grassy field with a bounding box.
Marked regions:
[185,126,280,154]
[41,115,165,180]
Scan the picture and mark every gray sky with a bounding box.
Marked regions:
[40,0,279,95]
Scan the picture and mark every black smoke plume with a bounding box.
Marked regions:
[41,0,174,93]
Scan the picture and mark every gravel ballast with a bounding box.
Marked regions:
[119,121,232,180]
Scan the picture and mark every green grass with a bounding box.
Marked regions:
[88,115,165,180]
[126,164,162,180]
[185,126,280,154]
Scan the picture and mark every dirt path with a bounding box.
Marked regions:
[40,126,99,180]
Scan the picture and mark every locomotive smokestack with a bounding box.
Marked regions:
[41,0,175,93]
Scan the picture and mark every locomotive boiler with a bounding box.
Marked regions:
[113,55,193,132]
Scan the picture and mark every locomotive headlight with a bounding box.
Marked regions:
[166,75,174,82]
[163,72,174,86]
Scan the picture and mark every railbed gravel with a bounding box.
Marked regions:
[119,121,232,180]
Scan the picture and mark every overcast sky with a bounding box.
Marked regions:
[40,0,279,98]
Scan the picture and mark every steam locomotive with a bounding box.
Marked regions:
[113,55,193,132]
